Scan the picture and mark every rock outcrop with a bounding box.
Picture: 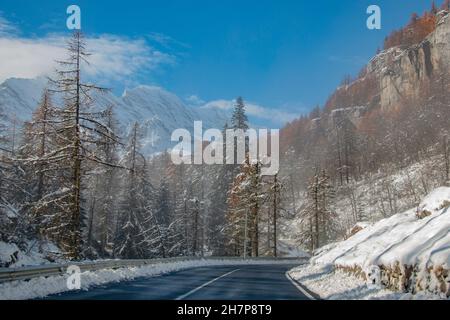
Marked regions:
[368,11,450,111]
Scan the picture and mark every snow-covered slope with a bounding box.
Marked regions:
[0,78,229,154]
[0,241,64,268]
[0,77,48,122]
[302,187,450,297]
[289,187,450,299]
[312,187,450,270]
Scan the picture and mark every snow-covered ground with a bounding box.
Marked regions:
[290,187,450,300]
[0,258,302,300]
[313,187,450,270]
[289,264,444,300]
[286,156,446,241]
[0,241,65,268]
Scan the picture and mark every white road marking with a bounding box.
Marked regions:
[175,269,240,300]
[285,271,316,300]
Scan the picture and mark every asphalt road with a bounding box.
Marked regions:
[47,264,311,300]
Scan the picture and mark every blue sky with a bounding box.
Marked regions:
[0,0,442,125]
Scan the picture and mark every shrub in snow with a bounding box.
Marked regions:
[415,209,432,219]
[438,200,450,210]
[346,223,369,238]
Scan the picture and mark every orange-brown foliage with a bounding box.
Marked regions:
[324,73,379,112]
[383,9,437,50]
[279,2,448,161]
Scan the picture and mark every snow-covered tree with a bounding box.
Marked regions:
[299,169,336,251]
[114,122,148,258]
[231,97,249,130]
[268,174,282,257]
[17,89,63,244]
[226,158,264,257]
[47,31,121,259]
[83,106,122,257]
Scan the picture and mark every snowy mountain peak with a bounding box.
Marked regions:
[122,85,173,99]
[0,77,47,122]
[0,77,229,154]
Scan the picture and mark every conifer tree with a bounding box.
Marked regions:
[114,122,147,258]
[48,31,121,259]
[270,174,282,257]
[84,106,121,257]
[18,89,60,243]
[299,169,335,251]
[231,97,249,130]
[226,158,263,257]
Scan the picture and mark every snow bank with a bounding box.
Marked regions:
[300,187,450,298]
[0,258,302,300]
[289,264,444,300]
[312,187,450,270]
[418,187,450,213]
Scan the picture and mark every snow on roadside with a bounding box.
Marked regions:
[289,264,444,300]
[313,187,450,270]
[0,258,303,300]
[289,187,450,300]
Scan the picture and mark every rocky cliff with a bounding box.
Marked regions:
[368,10,450,111]
[281,10,450,156]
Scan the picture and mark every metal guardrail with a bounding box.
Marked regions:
[0,257,305,284]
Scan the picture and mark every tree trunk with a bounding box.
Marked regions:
[70,33,82,260]
[444,135,449,183]
[273,175,278,258]
[37,98,48,200]
[193,202,199,255]
[314,178,320,250]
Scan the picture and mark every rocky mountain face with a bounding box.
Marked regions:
[368,10,450,111]
[0,78,229,154]
[305,10,450,134]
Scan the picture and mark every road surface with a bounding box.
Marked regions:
[47,264,312,300]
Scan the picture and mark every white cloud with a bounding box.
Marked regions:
[201,99,298,126]
[83,35,175,83]
[0,16,175,85]
[0,14,299,127]
[0,37,63,82]
[147,32,190,49]
[0,13,18,36]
